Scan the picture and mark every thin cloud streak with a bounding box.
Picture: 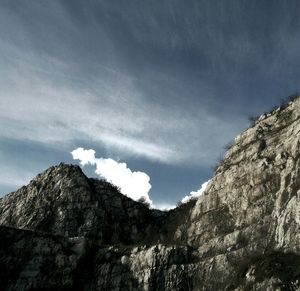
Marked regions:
[0,56,243,166]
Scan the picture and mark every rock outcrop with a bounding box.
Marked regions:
[0,164,163,245]
[2,98,300,290]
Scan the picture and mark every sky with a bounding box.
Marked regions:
[1,1,300,208]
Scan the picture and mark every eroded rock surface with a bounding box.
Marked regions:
[2,98,300,290]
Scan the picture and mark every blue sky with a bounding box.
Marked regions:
[1,0,300,207]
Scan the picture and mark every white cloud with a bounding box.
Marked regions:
[71,147,153,206]
[181,180,210,204]
[154,203,176,211]
[71,148,96,166]
[71,146,211,210]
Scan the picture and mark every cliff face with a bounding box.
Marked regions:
[2,98,300,290]
[158,99,300,290]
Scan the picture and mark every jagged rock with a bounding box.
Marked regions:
[2,98,300,290]
[0,164,163,245]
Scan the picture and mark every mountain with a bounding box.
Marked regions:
[0,164,163,245]
[2,97,300,290]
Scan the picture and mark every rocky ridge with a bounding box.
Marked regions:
[2,97,300,290]
[0,164,163,245]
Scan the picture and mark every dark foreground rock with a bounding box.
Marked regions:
[2,98,300,290]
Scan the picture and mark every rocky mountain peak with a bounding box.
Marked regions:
[0,162,161,244]
[32,162,85,185]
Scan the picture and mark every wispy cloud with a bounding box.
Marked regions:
[0,1,248,167]
[0,59,243,166]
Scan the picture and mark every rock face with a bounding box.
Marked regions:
[2,98,300,290]
[0,164,162,245]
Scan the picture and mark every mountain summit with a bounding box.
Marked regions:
[2,97,300,290]
[0,163,162,244]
